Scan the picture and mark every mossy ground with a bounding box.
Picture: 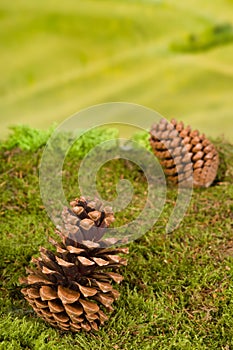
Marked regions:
[0,131,233,350]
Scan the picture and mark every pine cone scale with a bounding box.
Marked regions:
[48,300,64,313]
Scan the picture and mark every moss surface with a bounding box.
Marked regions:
[0,128,233,349]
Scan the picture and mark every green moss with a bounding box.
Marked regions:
[0,127,233,349]
[0,124,119,159]
[131,129,152,152]
[0,125,55,151]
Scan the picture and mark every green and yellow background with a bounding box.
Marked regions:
[0,0,232,140]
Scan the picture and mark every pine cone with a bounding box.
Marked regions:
[20,197,128,332]
[149,118,219,188]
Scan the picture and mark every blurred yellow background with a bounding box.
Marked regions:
[0,0,232,140]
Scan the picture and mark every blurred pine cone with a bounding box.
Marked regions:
[149,118,219,188]
[20,197,128,332]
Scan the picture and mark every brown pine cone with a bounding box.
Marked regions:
[149,118,219,188]
[19,197,128,332]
